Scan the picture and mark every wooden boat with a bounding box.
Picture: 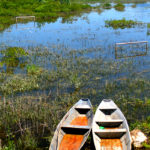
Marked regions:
[92,99,131,150]
[50,99,93,150]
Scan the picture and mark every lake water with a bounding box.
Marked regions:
[1,3,150,53]
[1,3,150,74]
[1,2,150,115]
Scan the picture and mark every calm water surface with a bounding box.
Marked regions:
[1,3,150,72]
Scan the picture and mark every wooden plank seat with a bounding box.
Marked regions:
[61,125,90,134]
[96,119,123,127]
[99,108,117,115]
[95,129,126,139]
[75,105,91,114]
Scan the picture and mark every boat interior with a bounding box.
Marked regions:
[52,99,93,150]
[93,99,131,150]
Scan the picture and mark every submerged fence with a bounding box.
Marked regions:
[16,16,36,29]
[115,41,148,59]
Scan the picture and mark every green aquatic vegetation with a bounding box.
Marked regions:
[131,4,136,8]
[114,3,125,11]
[147,23,150,35]
[147,23,150,28]
[0,47,28,74]
[27,64,43,75]
[105,18,141,29]
[102,3,112,9]
[0,46,150,149]
[0,74,39,95]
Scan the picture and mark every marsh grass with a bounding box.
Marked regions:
[0,95,75,149]
[0,46,150,149]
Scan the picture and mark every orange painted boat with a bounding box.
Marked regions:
[49,99,93,150]
[92,99,131,150]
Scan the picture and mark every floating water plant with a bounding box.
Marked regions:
[102,3,112,9]
[105,18,141,29]
[114,3,125,11]
[131,4,136,8]
[147,23,150,35]
[0,47,28,74]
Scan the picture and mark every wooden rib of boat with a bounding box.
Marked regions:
[49,99,93,150]
[92,99,131,150]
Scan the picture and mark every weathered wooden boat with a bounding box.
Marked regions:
[50,98,93,150]
[92,99,131,150]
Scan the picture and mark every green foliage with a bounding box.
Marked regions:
[17,130,37,149]
[147,23,150,28]
[130,116,150,136]
[102,3,112,9]
[27,64,42,75]
[114,3,125,11]
[2,128,16,150]
[142,143,150,148]
[105,18,141,29]
[2,141,16,150]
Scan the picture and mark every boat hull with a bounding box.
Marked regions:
[50,99,93,150]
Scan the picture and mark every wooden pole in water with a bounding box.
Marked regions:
[115,43,118,59]
[116,41,148,45]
